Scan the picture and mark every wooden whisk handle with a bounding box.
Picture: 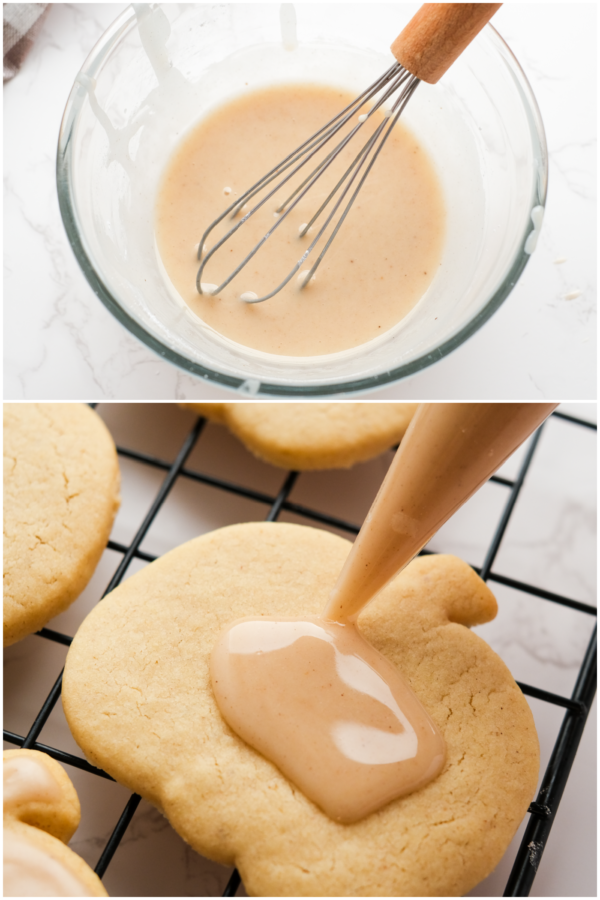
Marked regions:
[391,3,502,84]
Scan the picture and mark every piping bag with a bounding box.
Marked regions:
[324,402,558,623]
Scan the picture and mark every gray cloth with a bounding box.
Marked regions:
[3,3,49,82]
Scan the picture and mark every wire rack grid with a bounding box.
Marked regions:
[3,405,596,897]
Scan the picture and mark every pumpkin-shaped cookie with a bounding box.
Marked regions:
[3,403,120,646]
[63,523,538,896]
[3,749,108,896]
[181,402,417,469]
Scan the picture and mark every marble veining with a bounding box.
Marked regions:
[3,4,597,400]
[2,403,596,896]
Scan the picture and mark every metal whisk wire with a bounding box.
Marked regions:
[196,63,420,303]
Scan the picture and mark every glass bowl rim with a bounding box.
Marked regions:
[56,4,549,397]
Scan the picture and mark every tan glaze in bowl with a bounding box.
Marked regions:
[57,4,547,397]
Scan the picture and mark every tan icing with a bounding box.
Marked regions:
[212,616,445,823]
[3,756,62,811]
[3,830,93,897]
[155,83,445,356]
[211,403,556,822]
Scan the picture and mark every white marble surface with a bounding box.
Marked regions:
[3,4,597,400]
[3,402,596,896]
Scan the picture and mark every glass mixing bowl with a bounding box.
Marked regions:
[57,4,547,397]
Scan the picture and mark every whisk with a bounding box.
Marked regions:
[196,3,501,304]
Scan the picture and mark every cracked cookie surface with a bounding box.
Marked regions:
[180,403,417,469]
[3,404,120,646]
[63,522,538,896]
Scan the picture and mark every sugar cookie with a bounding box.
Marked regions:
[3,749,108,896]
[63,522,538,897]
[180,402,417,469]
[3,403,120,646]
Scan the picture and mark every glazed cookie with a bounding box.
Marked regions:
[3,403,120,646]
[3,749,108,896]
[180,402,417,469]
[63,523,539,897]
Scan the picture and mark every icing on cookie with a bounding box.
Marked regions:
[212,616,444,823]
[3,750,108,897]
[212,404,556,822]
[3,755,62,810]
[4,830,94,897]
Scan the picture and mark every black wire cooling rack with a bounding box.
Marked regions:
[4,407,596,897]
